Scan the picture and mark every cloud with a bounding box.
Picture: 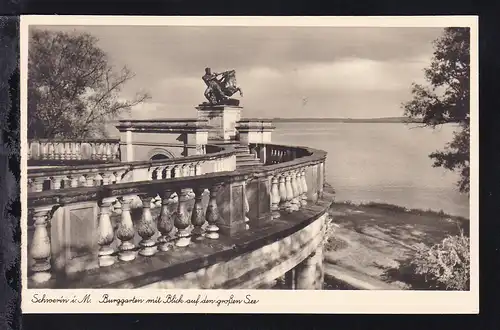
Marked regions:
[296,55,431,92]
[33,25,441,118]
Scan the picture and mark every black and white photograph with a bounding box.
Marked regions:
[21,16,478,313]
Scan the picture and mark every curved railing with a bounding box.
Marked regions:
[27,144,237,192]
[28,139,121,162]
[26,144,328,288]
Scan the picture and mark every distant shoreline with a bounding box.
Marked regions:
[271,117,423,124]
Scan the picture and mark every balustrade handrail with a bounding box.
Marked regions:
[27,144,326,207]
[27,144,235,177]
[28,138,121,143]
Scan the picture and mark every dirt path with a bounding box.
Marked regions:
[324,202,468,290]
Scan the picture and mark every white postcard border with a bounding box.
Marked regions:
[20,15,479,314]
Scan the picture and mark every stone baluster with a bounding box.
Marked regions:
[29,205,55,283]
[173,188,192,247]
[75,143,82,160]
[102,172,113,185]
[52,143,59,160]
[69,143,76,160]
[113,143,120,161]
[91,143,97,160]
[94,174,103,186]
[278,174,287,210]
[68,175,79,188]
[97,197,116,267]
[64,142,70,160]
[155,166,165,180]
[105,143,113,161]
[27,142,32,160]
[163,166,171,179]
[116,196,136,261]
[284,172,294,212]
[205,184,221,239]
[183,164,191,177]
[300,168,308,206]
[33,178,45,192]
[69,142,75,160]
[108,172,117,185]
[114,170,125,184]
[243,180,250,230]
[47,143,55,160]
[157,190,175,251]
[101,143,107,160]
[195,162,203,176]
[296,169,304,203]
[54,142,63,160]
[190,187,206,240]
[78,175,86,187]
[137,194,157,256]
[173,165,182,178]
[40,142,47,159]
[189,163,196,176]
[148,167,156,180]
[270,175,281,219]
[290,170,300,211]
[84,174,94,187]
[97,143,103,160]
[98,143,104,160]
[50,176,63,190]
[318,161,325,198]
[57,143,64,160]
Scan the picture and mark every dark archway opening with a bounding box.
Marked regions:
[150,154,170,180]
[150,154,169,161]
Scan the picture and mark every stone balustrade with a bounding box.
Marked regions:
[248,143,312,165]
[28,139,121,162]
[27,144,237,192]
[27,144,327,288]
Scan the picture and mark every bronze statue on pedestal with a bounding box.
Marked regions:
[202,67,243,106]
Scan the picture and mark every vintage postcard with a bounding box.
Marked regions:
[20,15,478,313]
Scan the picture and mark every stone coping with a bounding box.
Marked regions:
[28,138,120,143]
[27,144,235,178]
[28,144,326,207]
[115,118,210,133]
[195,104,243,110]
[236,119,276,131]
[29,193,333,289]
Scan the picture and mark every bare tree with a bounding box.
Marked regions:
[28,29,151,139]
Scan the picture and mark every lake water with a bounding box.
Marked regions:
[272,122,470,218]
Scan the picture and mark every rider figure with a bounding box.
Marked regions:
[202,67,228,104]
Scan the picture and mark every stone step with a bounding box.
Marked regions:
[236,153,257,160]
[236,159,263,167]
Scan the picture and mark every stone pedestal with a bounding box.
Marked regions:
[236,119,275,164]
[215,179,247,236]
[236,119,274,145]
[196,104,242,141]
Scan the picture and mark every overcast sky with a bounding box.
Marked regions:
[32,25,443,120]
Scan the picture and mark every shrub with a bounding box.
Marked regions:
[411,230,470,290]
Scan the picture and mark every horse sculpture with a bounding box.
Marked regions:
[202,68,243,105]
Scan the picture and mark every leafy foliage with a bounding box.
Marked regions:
[28,29,150,139]
[402,27,470,193]
[411,230,470,290]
